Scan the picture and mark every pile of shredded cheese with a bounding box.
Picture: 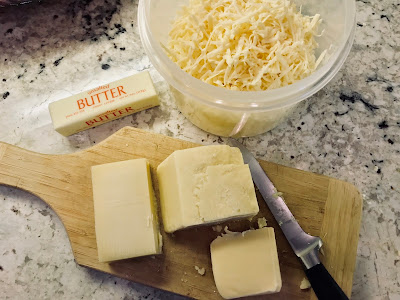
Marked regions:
[167,0,326,91]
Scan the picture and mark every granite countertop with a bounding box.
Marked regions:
[0,0,399,299]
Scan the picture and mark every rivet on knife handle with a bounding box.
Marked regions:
[229,139,349,300]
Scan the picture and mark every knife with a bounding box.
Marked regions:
[229,139,349,300]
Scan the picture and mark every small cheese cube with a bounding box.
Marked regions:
[210,227,282,299]
[91,158,162,262]
[157,145,259,233]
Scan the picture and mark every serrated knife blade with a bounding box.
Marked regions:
[229,139,349,300]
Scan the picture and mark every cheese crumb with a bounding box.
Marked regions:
[195,265,206,275]
[168,0,325,91]
[300,277,311,289]
[223,225,234,235]
[257,217,268,229]
[212,225,223,232]
[272,191,284,198]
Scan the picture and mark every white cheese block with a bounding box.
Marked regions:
[157,145,259,233]
[91,158,162,262]
[210,227,282,299]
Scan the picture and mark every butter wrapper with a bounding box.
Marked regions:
[49,71,159,136]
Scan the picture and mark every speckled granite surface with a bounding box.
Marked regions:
[0,0,399,299]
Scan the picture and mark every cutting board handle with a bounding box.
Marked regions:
[0,139,97,262]
[0,141,65,210]
[0,141,39,193]
[0,126,162,206]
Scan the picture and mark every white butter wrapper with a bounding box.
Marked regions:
[49,71,159,136]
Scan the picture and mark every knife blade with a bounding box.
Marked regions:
[229,139,349,300]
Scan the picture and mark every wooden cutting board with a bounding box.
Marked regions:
[0,127,362,300]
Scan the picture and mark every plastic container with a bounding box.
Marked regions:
[138,0,356,137]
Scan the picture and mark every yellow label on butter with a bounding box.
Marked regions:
[49,71,159,136]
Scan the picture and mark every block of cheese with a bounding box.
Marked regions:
[210,227,282,299]
[91,158,162,262]
[49,71,159,136]
[157,145,259,232]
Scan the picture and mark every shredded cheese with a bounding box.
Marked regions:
[212,224,223,232]
[167,0,326,91]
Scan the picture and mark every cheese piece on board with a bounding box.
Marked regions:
[49,71,159,136]
[210,227,282,299]
[197,164,259,222]
[157,145,259,233]
[91,158,162,262]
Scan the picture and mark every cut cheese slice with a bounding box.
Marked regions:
[157,145,259,232]
[210,227,282,299]
[91,158,162,262]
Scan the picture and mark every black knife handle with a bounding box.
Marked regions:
[305,263,349,300]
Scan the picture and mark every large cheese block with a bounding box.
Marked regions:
[157,145,259,233]
[91,158,162,262]
[210,227,282,299]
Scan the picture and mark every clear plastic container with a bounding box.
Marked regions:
[138,0,356,137]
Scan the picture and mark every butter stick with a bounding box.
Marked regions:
[49,71,159,136]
